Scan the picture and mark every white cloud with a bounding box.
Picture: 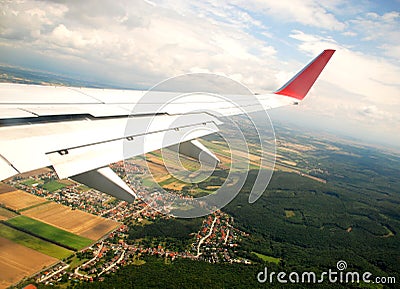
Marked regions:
[349,11,400,52]
[342,31,357,37]
[0,0,280,89]
[380,44,400,60]
[229,0,346,30]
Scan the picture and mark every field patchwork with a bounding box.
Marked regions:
[0,190,47,211]
[0,207,17,221]
[22,202,120,240]
[0,223,72,259]
[0,236,57,289]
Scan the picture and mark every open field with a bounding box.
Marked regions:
[284,210,295,218]
[252,252,281,264]
[58,179,76,186]
[0,223,72,259]
[0,182,16,194]
[0,190,47,211]
[42,180,66,192]
[0,236,57,289]
[280,159,297,166]
[0,207,18,221]
[21,178,42,186]
[6,216,93,250]
[22,202,120,240]
[11,167,52,179]
[163,181,187,191]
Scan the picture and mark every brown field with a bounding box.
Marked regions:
[58,179,76,186]
[11,168,52,179]
[0,183,15,194]
[0,237,57,289]
[0,190,47,211]
[0,207,17,221]
[22,202,120,240]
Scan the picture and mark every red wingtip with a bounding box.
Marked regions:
[274,49,335,100]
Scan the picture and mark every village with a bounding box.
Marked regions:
[4,161,251,286]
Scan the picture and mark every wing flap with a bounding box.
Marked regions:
[71,167,137,203]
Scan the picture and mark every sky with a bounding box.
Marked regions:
[0,0,399,149]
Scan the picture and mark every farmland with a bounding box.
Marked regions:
[0,223,72,259]
[0,207,17,221]
[6,216,93,251]
[0,190,47,211]
[22,201,120,240]
[0,183,16,194]
[0,236,57,289]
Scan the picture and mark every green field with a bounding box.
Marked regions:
[21,179,41,186]
[42,180,66,192]
[5,216,93,250]
[252,252,281,264]
[0,223,73,259]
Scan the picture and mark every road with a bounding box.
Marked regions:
[39,264,69,283]
[196,216,217,258]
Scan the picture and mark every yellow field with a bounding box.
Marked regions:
[280,159,297,166]
[0,237,57,289]
[0,190,47,211]
[22,202,120,240]
[215,153,232,165]
[285,210,295,218]
[163,181,187,191]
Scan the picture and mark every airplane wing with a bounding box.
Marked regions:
[0,50,335,202]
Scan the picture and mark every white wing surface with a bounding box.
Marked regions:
[0,50,335,202]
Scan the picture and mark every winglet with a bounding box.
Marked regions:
[274,49,335,100]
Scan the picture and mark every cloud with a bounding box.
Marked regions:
[380,44,400,60]
[229,0,346,30]
[0,0,282,89]
[349,11,400,43]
